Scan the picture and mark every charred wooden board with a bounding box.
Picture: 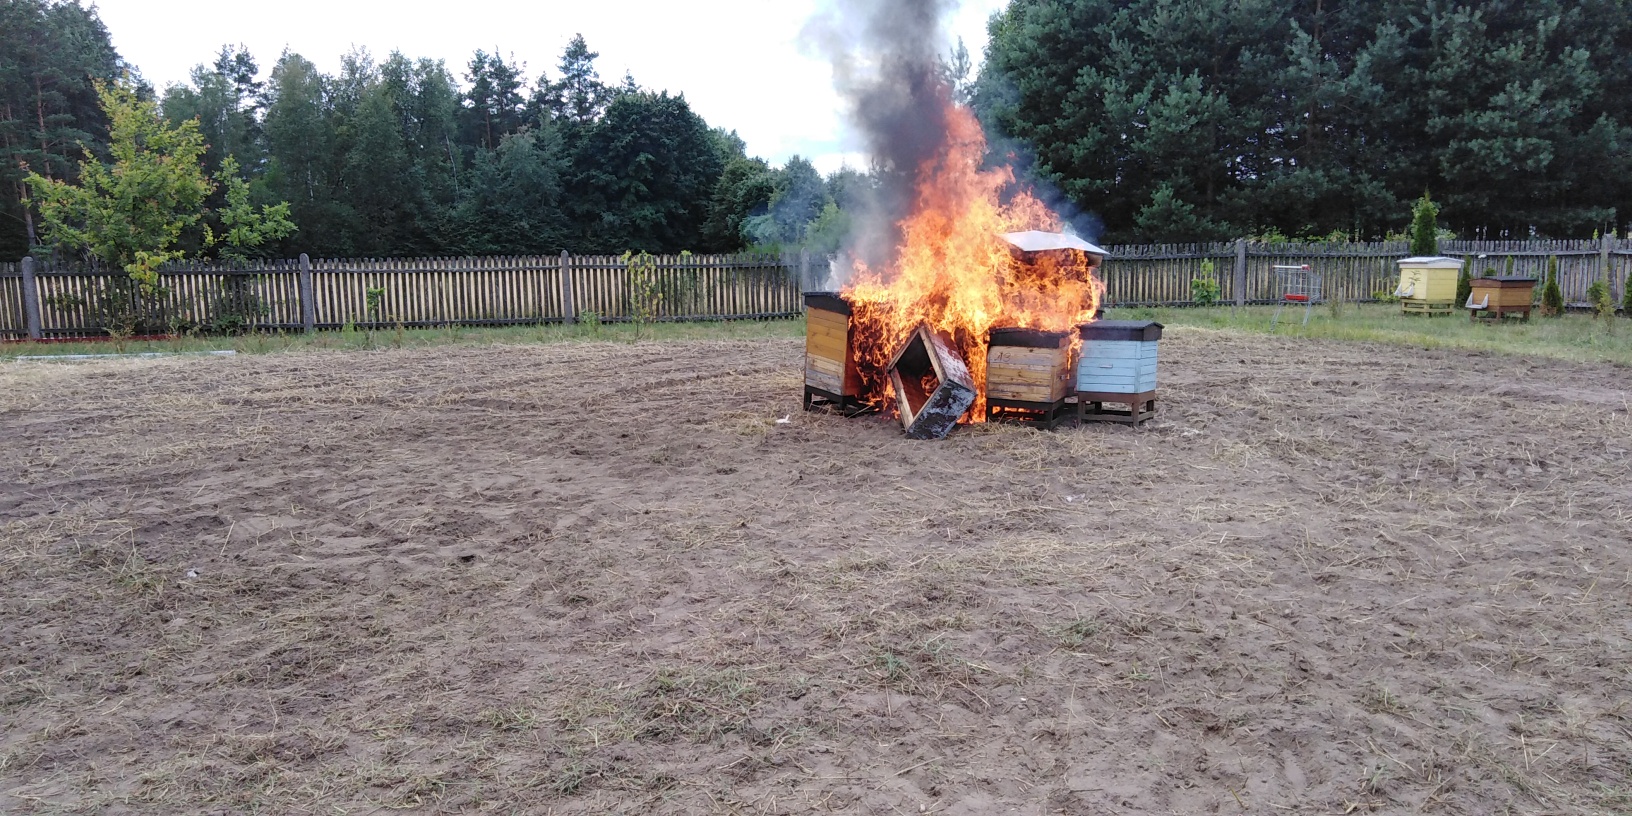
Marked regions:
[888,325,975,440]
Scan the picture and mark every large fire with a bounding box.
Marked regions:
[840,104,1105,420]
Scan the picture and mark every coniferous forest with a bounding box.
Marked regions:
[5,0,1632,263]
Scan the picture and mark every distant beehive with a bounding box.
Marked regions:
[1467,276,1538,321]
[1076,320,1162,424]
[1396,256,1463,314]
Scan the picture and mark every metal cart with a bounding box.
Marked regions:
[1270,264,1322,328]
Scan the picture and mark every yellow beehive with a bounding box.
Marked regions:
[1395,256,1463,309]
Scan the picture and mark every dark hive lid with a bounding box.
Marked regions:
[1078,320,1163,341]
[804,291,852,315]
[988,327,1072,348]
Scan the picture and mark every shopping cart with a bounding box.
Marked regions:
[1270,264,1322,328]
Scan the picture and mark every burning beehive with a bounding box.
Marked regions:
[984,327,1075,429]
[1076,320,1163,425]
[887,325,977,439]
[802,292,867,413]
[795,29,1108,438]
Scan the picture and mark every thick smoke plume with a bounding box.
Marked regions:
[804,0,960,279]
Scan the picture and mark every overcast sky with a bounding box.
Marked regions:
[90,0,1008,175]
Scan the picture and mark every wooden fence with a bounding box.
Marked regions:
[0,252,807,340]
[2,239,1628,340]
[1096,237,1632,307]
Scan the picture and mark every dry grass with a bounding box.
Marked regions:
[2,332,1629,814]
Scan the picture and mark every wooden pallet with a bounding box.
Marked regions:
[1075,390,1158,426]
[1469,304,1532,323]
[803,385,873,416]
[1401,300,1455,316]
[987,396,1073,430]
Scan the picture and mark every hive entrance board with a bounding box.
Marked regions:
[887,325,976,440]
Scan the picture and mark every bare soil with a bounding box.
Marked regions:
[2,330,1629,815]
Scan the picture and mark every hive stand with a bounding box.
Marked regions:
[1075,391,1158,425]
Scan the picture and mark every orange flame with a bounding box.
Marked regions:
[842,103,1104,419]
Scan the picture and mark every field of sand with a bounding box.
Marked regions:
[2,330,1629,814]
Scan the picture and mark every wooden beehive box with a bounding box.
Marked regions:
[803,292,861,402]
[1469,276,1537,309]
[1396,256,1462,306]
[1077,320,1162,396]
[986,328,1073,405]
[1467,276,1538,321]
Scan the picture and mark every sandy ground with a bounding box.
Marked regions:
[1,329,1629,815]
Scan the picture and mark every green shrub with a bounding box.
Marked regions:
[1541,256,1565,316]
[1409,192,1439,256]
[1624,268,1632,317]
[1586,280,1613,318]
[1454,260,1472,307]
[1190,260,1221,305]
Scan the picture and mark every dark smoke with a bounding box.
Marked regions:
[804,0,959,273]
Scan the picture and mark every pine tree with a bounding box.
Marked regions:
[1541,255,1564,316]
[1409,192,1438,256]
[1454,258,1472,307]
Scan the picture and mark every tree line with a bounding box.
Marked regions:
[1,0,862,263]
[975,0,1632,243]
[8,0,1632,263]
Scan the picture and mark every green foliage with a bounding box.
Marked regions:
[975,0,1632,241]
[365,287,387,321]
[1372,290,1400,304]
[25,80,296,337]
[1586,280,1613,319]
[567,91,723,253]
[1409,193,1439,257]
[1624,269,1632,317]
[1190,261,1220,305]
[1542,256,1565,316]
[1455,260,1473,308]
[215,157,296,261]
[0,0,122,257]
[622,251,662,338]
[25,81,214,293]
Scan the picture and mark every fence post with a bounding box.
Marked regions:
[1233,238,1248,311]
[559,250,576,323]
[1601,233,1614,291]
[20,256,42,340]
[299,253,315,333]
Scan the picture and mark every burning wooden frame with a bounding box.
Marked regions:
[985,327,1075,429]
[887,325,976,440]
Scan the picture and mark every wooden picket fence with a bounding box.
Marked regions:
[2,239,1628,340]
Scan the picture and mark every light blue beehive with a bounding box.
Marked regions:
[1076,320,1163,397]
